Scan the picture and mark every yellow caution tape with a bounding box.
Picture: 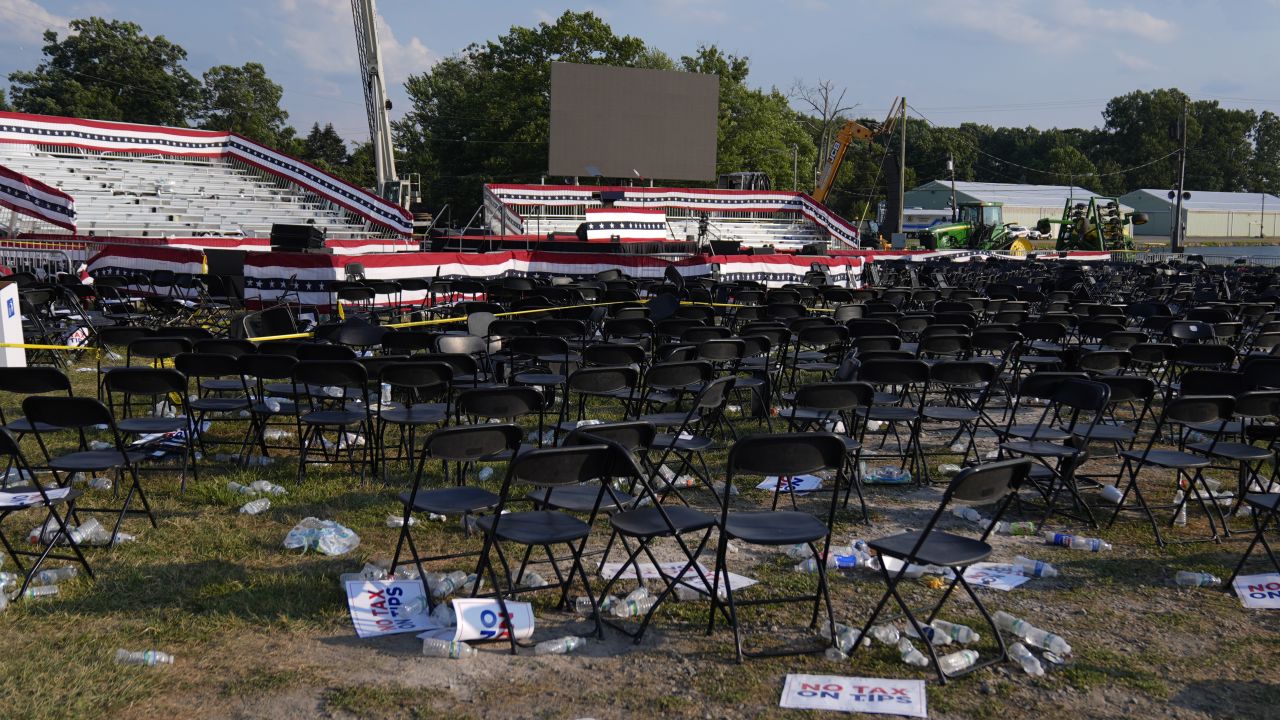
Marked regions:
[0,342,100,356]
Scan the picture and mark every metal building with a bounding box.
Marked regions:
[903,180,1121,228]
[1118,189,1280,239]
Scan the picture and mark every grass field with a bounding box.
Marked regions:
[0,361,1278,719]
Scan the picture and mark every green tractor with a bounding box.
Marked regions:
[918,202,1034,253]
[1037,197,1148,252]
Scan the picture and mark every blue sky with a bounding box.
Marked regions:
[3,0,1280,145]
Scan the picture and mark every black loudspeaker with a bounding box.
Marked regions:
[799,242,828,256]
[270,223,326,251]
[599,190,626,203]
[708,240,742,255]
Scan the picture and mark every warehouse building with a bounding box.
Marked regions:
[1118,189,1280,239]
[903,180,1123,229]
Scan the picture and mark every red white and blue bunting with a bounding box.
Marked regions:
[0,162,76,232]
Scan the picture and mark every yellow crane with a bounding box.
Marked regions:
[811,97,904,205]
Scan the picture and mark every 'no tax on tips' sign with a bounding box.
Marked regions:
[346,580,435,638]
[780,674,927,717]
[1232,574,1280,609]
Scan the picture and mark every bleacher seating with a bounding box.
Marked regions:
[505,212,828,251]
[1,144,378,239]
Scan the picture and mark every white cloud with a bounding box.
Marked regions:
[921,0,1174,50]
[655,0,729,24]
[275,0,435,84]
[1114,50,1156,72]
[0,0,70,44]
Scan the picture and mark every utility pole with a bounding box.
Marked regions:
[1172,97,1188,254]
[898,96,907,238]
[948,152,957,221]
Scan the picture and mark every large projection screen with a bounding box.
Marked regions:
[549,62,719,182]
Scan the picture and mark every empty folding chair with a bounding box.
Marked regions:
[290,360,375,483]
[102,367,199,490]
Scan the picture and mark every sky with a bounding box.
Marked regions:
[3,0,1280,145]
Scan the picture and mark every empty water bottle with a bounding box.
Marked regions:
[422,638,476,659]
[518,571,550,588]
[431,570,470,599]
[623,586,650,603]
[477,467,495,482]
[904,621,952,646]
[1099,484,1124,504]
[533,635,588,655]
[429,603,456,627]
[786,543,813,559]
[385,514,417,528]
[951,506,985,523]
[116,649,174,666]
[575,595,617,615]
[1175,571,1221,587]
[33,566,78,584]
[17,585,58,599]
[226,481,257,495]
[611,595,658,618]
[986,520,1038,536]
[897,637,929,667]
[869,623,900,645]
[249,480,287,495]
[239,498,270,515]
[1013,556,1059,578]
[938,463,963,477]
[931,619,980,644]
[819,622,869,652]
[1008,642,1045,677]
[824,646,849,661]
[993,611,1072,655]
[938,649,980,675]
[1172,491,1188,526]
[1042,531,1111,552]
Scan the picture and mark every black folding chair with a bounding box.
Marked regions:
[102,367,199,491]
[852,459,1031,684]
[290,360,375,483]
[709,432,847,662]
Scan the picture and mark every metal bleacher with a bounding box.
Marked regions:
[502,205,830,251]
[1,144,384,239]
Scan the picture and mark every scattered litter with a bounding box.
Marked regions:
[993,611,1072,655]
[1174,570,1220,587]
[239,498,270,515]
[599,561,756,598]
[249,480,286,495]
[452,598,534,641]
[385,514,418,528]
[1099,484,1124,504]
[756,474,823,495]
[1012,556,1058,578]
[477,467,495,482]
[951,506,985,524]
[15,585,58,600]
[897,638,929,667]
[226,481,258,495]
[863,466,911,485]
[938,649,979,674]
[1042,531,1111,552]
[1009,642,1045,676]
[116,649,174,666]
[345,579,434,638]
[819,621,870,652]
[421,638,476,659]
[938,463,963,477]
[534,635,588,655]
[986,520,1038,536]
[780,674,927,717]
[283,517,360,556]
[1230,573,1280,608]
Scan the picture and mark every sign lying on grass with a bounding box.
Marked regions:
[345,580,433,638]
[419,598,536,643]
[0,487,71,508]
[963,563,1031,592]
[780,674,927,717]
[757,475,823,495]
[599,561,757,597]
[1232,574,1280,609]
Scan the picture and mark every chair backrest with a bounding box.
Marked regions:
[435,334,487,356]
[104,367,187,396]
[567,365,639,394]
[1179,369,1246,397]
[239,353,298,382]
[642,360,712,391]
[948,458,1031,505]
[380,361,453,393]
[0,366,72,395]
[292,360,368,392]
[505,443,616,489]
[296,343,359,361]
[792,381,874,413]
[175,352,243,382]
[563,420,656,454]
[128,337,193,362]
[23,395,115,430]
[423,423,522,463]
[194,338,257,357]
[456,385,544,420]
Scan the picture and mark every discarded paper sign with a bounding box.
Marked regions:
[757,474,824,495]
[1232,573,1280,609]
[599,561,757,596]
[345,580,434,638]
[963,563,1031,592]
[780,674,927,717]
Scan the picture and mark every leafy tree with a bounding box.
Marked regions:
[301,123,350,170]
[8,17,199,125]
[198,62,292,147]
[0,89,9,112]
[1251,111,1280,194]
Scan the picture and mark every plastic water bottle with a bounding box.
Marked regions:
[1042,531,1111,552]
[904,621,952,646]
[820,622,869,652]
[429,603,456,627]
[430,570,469,599]
[226,481,257,495]
[249,480,287,495]
[477,467,495,482]
[116,649,174,666]
[951,506,985,523]
[421,638,476,659]
[1013,556,1059,578]
[931,619,980,644]
[1172,491,1188,526]
[385,515,417,528]
[33,566,78,584]
[400,593,430,617]
[1008,642,1045,677]
[786,543,813,559]
[17,585,58,599]
[987,520,1038,536]
[869,623,900,645]
[533,636,588,655]
[611,595,658,618]
[993,611,1072,655]
[1175,571,1221,587]
[519,571,550,589]
[239,498,270,515]
[938,463,963,477]
[897,637,929,667]
[1099,485,1124,504]
[575,595,617,615]
[937,649,980,675]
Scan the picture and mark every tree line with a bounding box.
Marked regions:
[5,13,1279,223]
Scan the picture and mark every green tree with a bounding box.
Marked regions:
[301,123,350,170]
[198,62,292,147]
[1045,145,1097,185]
[0,89,10,112]
[1251,111,1280,194]
[8,17,199,125]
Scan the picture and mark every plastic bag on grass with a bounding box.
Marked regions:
[282,517,360,556]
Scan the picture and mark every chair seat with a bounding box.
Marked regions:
[922,406,980,422]
[251,399,297,416]
[190,397,251,412]
[1119,448,1211,468]
[527,484,633,513]
[379,405,448,426]
[400,487,499,515]
[200,378,243,392]
[860,407,919,422]
[1000,440,1080,458]
[301,409,367,426]
[1243,492,1280,511]
[723,510,828,546]
[610,505,717,537]
[0,484,82,508]
[652,433,713,451]
[484,443,539,462]
[117,416,189,434]
[871,530,992,567]
[49,449,148,472]
[263,382,301,397]
[1187,441,1273,462]
[1075,425,1136,442]
[637,411,694,427]
[1005,424,1071,441]
[473,510,590,545]
[3,418,59,434]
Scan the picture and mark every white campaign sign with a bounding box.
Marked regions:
[963,563,1031,592]
[345,580,434,638]
[451,598,535,642]
[1232,573,1280,609]
[0,487,71,508]
[757,474,824,495]
[780,674,927,717]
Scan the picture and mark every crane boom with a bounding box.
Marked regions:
[351,0,399,202]
[811,97,903,205]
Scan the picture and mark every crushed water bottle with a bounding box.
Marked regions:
[993,611,1072,655]
[869,623,900,645]
[249,480,287,495]
[385,514,418,528]
[1175,571,1221,587]
[1042,531,1111,552]
[1008,642,1045,677]
[904,621,952,646]
[430,570,470,599]
[1013,556,1059,578]
[17,585,58,599]
[239,498,270,515]
[33,566,78,584]
[938,463,963,477]
[897,637,929,667]
[533,636,588,655]
[951,506,986,523]
[518,571,550,588]
[931,619,980,644]
[477,467,495,482]
[226,481,257,495]
[575,595,617,615]
[429,603,456,627]
[937,649,980,675]
[611,595,657,618]
[985,520,1038,536]
[116,649,174,666]
[422,638,476,659]
[819,622,869,652]
[400,593,429,617]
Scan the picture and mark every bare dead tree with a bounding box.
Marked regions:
[791,79,858,187]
